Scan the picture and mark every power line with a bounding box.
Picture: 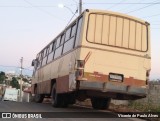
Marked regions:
[149,21,160,22]
[23,0,66,21]
[151,28,160,29]
[117,0,142,12]
[1,2,160,8]
[106,0,125,10]
[126,0,160,14]
[142,13,160,18]
[72,0,78,4]
[0,5,78,7]
[151,23,160,25]
[83,2,160,5]
[65,9,78,28]
[72,0,78,10]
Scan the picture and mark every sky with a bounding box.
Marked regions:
[0,0,159,79]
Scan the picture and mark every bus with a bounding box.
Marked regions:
[31,9,151,109]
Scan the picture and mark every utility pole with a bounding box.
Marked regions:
[79,0,82,15]
[20,57,23,102]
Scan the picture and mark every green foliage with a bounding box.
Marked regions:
[10,77,20,89]
[17,77,21,80]
[22,78,29,83]
[0,71,6,84]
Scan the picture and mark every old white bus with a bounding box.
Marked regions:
[31,9,151,109]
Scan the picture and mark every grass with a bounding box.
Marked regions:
[128,100,160,112]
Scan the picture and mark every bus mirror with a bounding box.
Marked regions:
[31,59,35,66]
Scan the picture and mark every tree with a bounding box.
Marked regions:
[0,71,6,84]
[10,77,20,89]
[22,78,29,83]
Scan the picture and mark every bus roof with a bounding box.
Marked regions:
[36,9,149,55]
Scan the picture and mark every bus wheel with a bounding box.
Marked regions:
[51,83,61,107]
[51,84,69,108]
[91,97,111,110]
[34,87,44,103]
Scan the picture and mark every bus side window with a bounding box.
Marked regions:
[43,49,46,58]
[54,46,63,59]
[40,51,43,60]
[65,28,71,42]
[34,54,39,68]
[63,38,74,54]
[47,41,56,63]
[60,34,65,45]
[54,35,64,59]
[71,24,76,37]
[75,17,83,47]
[40,51,44,67]
[49,43,53,53]
[63,23,77,54]
[56,37,61,48]
[46,47,49,55]
[42,46,49,66]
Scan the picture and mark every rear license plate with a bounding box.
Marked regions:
[109,73,123,82]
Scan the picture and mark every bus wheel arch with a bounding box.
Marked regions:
[51,82,69,108]
[34,85,44,103]
[33,84,37,95]
[51,83,63,107]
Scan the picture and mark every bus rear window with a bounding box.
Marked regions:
[87,13,148,52]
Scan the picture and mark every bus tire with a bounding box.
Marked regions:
[61,94,69,108]
[91,97,111,110]
[51,83,62,107]
[51,84,69,108]
[34,87,44,103]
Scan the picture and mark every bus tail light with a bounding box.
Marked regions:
[75,60,85,78]
[146,70,150,77]
[76,69,84,77]
[76,60,85,68]
[146,70,150,85]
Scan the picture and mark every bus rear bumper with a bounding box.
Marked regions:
[79,81,147,98]
[104,82,147,96]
